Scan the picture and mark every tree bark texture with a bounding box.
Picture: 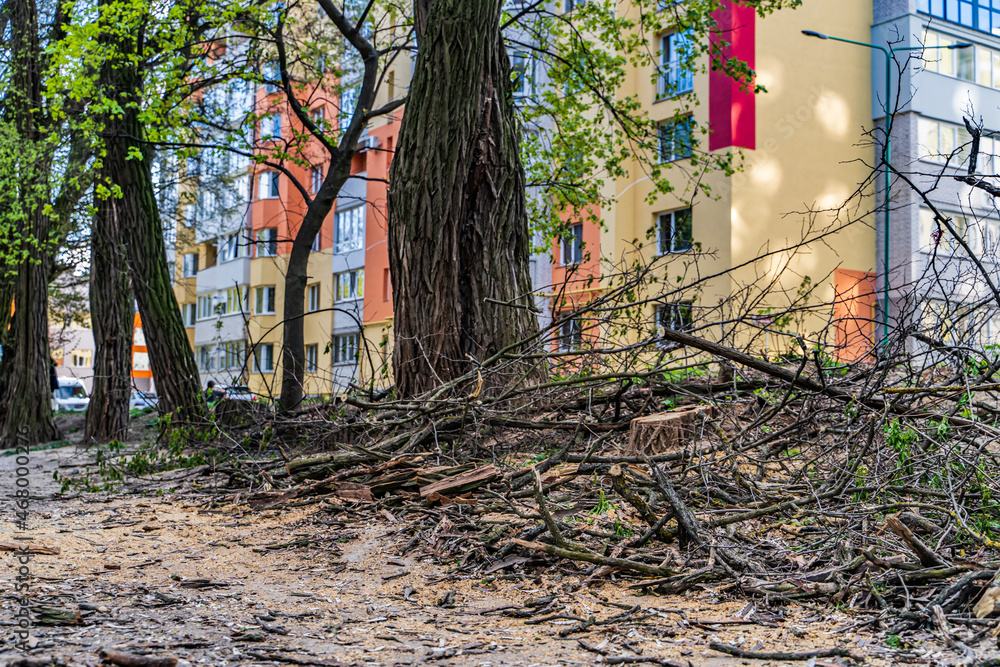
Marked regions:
[98,19,201,418]
[85,195,133,443]
[387,0,542,398]
[0,0,59,447]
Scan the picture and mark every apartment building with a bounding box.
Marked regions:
[171,0,898,400]
[870,0,1000,345]
[171,25,407,399]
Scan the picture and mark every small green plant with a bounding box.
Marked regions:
[885,634,903,649]
[885,419,916,482]
[590,489,613,516]
[613,519,634,537]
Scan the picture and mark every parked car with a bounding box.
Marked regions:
[52,377,90,412]
[129,391,158,410]
[220,385,256,401]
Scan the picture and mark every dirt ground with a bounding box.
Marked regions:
[0,428,964,666]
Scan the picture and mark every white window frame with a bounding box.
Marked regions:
[182,253,199,278]
[255,343,274,373]
[218,231,245,263]
[334,205,365,254]
[558,317,583,352]
[658,32,694,99]
[561,224,584,265]
[255,285,277,315]
[659,116,694,163]
[183,303,197,327]
[257,228,278,257]
[335,269,365,302]
[197,295,214,320]
[657,208,693,254]
[311,165,323,194]
[656,302,693,344]
[258,171,280,200]
[339,85,360,132]
[306,344,318,373]
[332,332,360,365]
[511,51,534,99]
[308,283,321,312]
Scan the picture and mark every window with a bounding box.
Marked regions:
[263,61,280,93]
[312,107,325,125]
[918,117,977,165]
[255,286,277,314]
[978,43,1000,88]
[255,343,274,373]
[658,32,694,98]
[918,0,1000,35]
[311,232,321,252]
[339,86,360,132]
[659,117,694,162]
[70,349,92,367]
[258,171,280,199]
[223,287,247,315]
[919,208,980,254]
[184,204,196,227]
[306,344,318,373]
[656,302,693,338]
[334,205,365,253]
[183,303,197,327]
[561,224,584,264]
[657,208,693,254]
[218,231,245,263]
[335,269,365,301]
[307,284,321,312]
[182,253,199,278]
[921,300,971,345]
[222,341,246,370]
[198,346,215,371]
[197,295,214,320]
[511,52,534,99]
[257,228,278,256]
[262,114,282,140]
[920,32,973,80]
[564,0,585,11]
[311,166,323,194]
[558,317,583,351]
[332,332,360,364]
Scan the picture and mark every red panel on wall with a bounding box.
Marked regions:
[709,1,756,151]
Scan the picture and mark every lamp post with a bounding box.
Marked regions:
[801,30,971,353]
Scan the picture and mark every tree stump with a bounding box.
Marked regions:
[626,406,715,456]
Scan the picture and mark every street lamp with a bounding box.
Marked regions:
[802,30,972,353]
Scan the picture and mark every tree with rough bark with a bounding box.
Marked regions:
[384,0,803,399]
[51,0,219,421]
[0,0,64,447]
[388,0,542,398]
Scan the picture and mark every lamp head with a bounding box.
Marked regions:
[802,30,829,39]
[950,42,974,49]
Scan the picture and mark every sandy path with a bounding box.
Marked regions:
[0,443,896,666]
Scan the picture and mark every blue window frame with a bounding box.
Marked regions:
[919,0,1000,36]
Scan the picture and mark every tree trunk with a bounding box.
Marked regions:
[85,195,133,443]
[387,0,542,398]
[277,166,351,412]
[0,0,59,447]
[99,22,201,419]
